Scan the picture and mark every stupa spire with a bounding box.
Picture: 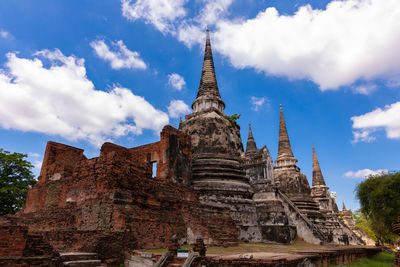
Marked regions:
[197,29,220,98]
[246,124,257,152]
[343,202,347,211]
[277,105,294,160]
[192,29,225,113]
[312,145,326,186]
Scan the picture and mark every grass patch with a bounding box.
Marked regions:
[329,252,394,267]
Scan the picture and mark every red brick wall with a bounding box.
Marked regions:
[0,224,26,257]
[39,141,86,182]
[15,126,238,260]
[0,217,59,266]
[128,125,192,182]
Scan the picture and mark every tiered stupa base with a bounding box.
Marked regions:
[192,153,253,198]
[191,153,259,241]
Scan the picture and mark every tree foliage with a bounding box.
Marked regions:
[353,210,378,242]
[356,172,400,244]
[0,149,36,215]
[224,114,241,129]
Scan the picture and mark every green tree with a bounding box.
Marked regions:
[224,114,241,129]
[356,171,400,244]
[353,210,380,242]
[0,149,36,215]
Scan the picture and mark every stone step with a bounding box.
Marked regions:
[192,162,242,170]
[193,154,240,161]
[295,204,319,209]
[166,257,186,267]
[193,160,241,168]
[193,172,248,180]
[60,252,99,262]
[192,165,245,173]
[63,260,102,266]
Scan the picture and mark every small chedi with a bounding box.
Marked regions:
[339,202,375,246]
[1,30,371,263]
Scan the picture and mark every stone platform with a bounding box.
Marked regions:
[202,246,381,266]
[135,246,382,267]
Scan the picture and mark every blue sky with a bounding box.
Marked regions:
[0,0,399,211]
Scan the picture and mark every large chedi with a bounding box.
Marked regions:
[179,30,257,241]
[274,105,320,214]
[180,30,252,201]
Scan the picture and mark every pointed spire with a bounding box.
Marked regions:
[312,144,326,186]
[197,29,220,98]
[246,124,257,152]
[343,202,347,211]
[277,105,295,160]
[192,30,225,113]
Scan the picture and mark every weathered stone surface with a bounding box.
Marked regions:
[340,205,375,246]
[182,109,244,157]
[242,125,274,185]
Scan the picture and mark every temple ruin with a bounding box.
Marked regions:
[0,30,373,264]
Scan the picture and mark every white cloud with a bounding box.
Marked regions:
[123,0,400,90]
[90,39,147,70]
[351,129,375,143]
[352,84,377,95]
[168,73,186,90]
[344,169,388,178]
[213,0,400,89]
[121,0,187,34]
[28,152,41,158]
[0,49,169,146]
[351,101,400,142]
[195,0,233,27]
[250,96,268,111]
[177,0,233,47]
[178,23,205,48]
[0,30,10,39]
[167,100,190,118]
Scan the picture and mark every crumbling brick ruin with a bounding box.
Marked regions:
[0,30,369,263]
[9,126,238,263]
[0,217,60,266]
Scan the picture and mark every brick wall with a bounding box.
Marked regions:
[9,125,238,262]
[0,217,59,266]
[0,222,26,257]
